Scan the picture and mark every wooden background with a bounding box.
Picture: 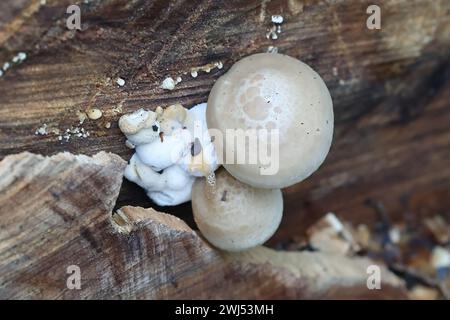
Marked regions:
[0,0,449,247]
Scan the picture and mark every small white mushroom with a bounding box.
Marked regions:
[86,108,103,120]
[161,77,176,90]
[118,103,218,206]
[191,168,283,251]
[118,108,160,146]
[207,53,334,189]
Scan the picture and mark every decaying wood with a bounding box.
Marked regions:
[0,152,406,299]
[1,0,449,240]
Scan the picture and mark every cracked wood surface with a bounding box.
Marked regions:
[0,152,406,299]
[0,0,449,248]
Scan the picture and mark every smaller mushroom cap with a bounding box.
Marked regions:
[192,168,283,251]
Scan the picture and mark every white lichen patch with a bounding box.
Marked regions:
[119,103,218,206]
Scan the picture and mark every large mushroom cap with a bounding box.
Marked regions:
[192,168,283,252]
[207,53,334,188]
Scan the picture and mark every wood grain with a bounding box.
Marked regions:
[0,0,449,247]
[0,152,406,299]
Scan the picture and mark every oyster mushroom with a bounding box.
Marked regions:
[118,103,218,206]
[125,154,194,206]
[207,53,334,188]
[118,108,160,147]
[191,168,283,251]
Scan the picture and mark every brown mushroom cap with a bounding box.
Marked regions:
[207,53,333,188]
[191,168,283,251]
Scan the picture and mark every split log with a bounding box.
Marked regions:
[0,0,449,241]
[0,152,406,299]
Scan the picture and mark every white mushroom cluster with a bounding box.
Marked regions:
[119,53,334,252]
[119,103,218,206]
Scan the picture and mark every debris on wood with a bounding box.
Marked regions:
[306,212,360,255]
[59,127,90,142]
[161,77,176,90]
[424,215,450,244]
[1,52,27,77]
[189,61,223,78]
[408,285,440,300]
[76,110,87,124]
[34,123,60,136]
[267,46,279,53]
[271,15,284,24]
[116,77,125,87]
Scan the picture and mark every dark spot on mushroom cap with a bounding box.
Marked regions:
[191,138,202,156]
[152,125,158,131]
